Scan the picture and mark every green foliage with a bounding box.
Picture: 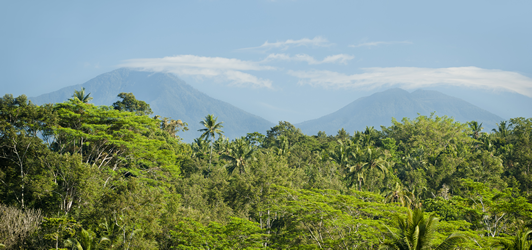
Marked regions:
[170,217,265,249]
[41,217,82,249]
[2,92,532,249]
[495,229,532,250]
[64,228,110,250]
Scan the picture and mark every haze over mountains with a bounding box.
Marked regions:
[31,68,506,141]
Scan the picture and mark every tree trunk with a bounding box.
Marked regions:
[209,137,213,167]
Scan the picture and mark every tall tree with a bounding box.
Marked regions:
[198,114,224,165]
[71,88,93,103]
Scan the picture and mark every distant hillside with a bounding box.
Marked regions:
[296,88,504,135]
[31,68,274,142]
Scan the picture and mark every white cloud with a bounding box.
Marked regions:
[223,70,272,88]
[288,67,532,97]
[321,54,355,64]
[120,55,273,88]
[349,41,412,48]
[240,36,332,51]
[264,53,354,65]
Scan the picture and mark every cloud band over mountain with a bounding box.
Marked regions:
[120,55,274,88]
[289,67,532,97]
[121,54,532,97]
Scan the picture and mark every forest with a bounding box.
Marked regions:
[1,89,532,249]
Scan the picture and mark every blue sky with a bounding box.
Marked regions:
[1,0,531,123]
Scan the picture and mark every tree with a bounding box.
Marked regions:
[468,121,484,139]
[493,120,512,138]
[64,228,110,250]
[460,179,532,238]
[496,229,532,250]
[222,138,255,175]
[0,204,42,248]
[351,146,390,191]
[0,94,57,210]
[71,88,93,103]
[245,132,265,148]
[157,116,188,138]
[336,128,350,141]
[381,207,466,250]
[112,92,153,116]
[264,121,303,148]
[169,217,266,249]
[198,114,224,165]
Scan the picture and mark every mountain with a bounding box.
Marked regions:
[30,68,274,142]
[296,88,504,135]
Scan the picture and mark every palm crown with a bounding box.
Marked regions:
[381,208,465,250]
[71,87,93,103]
[198,114,224,165]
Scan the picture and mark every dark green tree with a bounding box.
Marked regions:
[112,92,153,115]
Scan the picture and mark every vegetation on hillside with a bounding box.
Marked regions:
[1,91,532,249]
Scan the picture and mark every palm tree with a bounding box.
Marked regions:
[328,139,352,168]
[468,121,484,139]
[493,121,512,138]
[71,87,93,103]
[64,228,110,250]
[495,229,532,250]
[381,208,466,250]
[274,135,291,156]
[349,146,389,190]
[222,138,255,174]
[191,138,210,159]
[384,182,414,208]
[198,114,224,165]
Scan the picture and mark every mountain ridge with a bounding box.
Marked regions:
[296,88,504,135]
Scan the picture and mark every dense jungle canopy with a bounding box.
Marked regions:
[1,92,532,249]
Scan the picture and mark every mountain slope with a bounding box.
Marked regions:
[30,68,274,142]
[296,88,504,135]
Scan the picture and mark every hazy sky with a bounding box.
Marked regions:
[1,1,531,123]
